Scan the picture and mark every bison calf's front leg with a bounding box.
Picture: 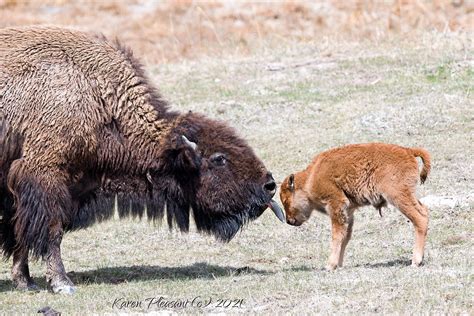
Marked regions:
[327,220,351,271]
[338,213,354,268]
[326,204,353,271]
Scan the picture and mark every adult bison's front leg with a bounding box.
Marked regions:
[8,160,75,294]
[45,224,75,294]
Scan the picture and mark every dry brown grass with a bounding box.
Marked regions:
[0,0,472,63]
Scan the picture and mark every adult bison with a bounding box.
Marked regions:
[0,26,284,294]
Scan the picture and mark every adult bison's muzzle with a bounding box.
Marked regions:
[244,174,284,222]
[164,130,285,242]
[260,174,286,223]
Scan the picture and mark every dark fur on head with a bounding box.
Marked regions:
[158,112,272,241]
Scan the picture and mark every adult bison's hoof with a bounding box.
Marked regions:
[25,283,40,292]
[51,283,76,295]
[13,274,40,292]
[15,280,40,292]
[49,276,76,294]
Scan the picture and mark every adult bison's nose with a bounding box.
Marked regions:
[263,172,277,196]
[262,173,285,223]
[263,180,277,196]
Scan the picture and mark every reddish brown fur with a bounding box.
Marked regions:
[280,143,431,270]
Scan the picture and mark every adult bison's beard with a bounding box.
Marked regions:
[69,175,278,243]
[191,184,270,242]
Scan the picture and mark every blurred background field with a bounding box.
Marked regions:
[0,1,473,314]
[0,0,472,63]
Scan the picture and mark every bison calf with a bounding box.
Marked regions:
[280,143,431,270]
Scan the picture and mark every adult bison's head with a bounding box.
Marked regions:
[149,112,284,241]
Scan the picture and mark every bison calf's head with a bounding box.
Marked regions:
[280,173,312,226]
[149,113,285,242]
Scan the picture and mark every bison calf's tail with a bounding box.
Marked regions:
[410,147,431,184]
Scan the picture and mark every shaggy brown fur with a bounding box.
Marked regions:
[0,26,284,294]
[280,143,431,270]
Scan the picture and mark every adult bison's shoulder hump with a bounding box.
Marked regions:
[1,26,140,82]
[0,26,169,116]
[0,26,171,165]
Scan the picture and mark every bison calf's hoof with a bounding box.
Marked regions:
[325,263,338,271]
[411,259,424,267]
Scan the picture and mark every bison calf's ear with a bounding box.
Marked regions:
[289,174,295,191]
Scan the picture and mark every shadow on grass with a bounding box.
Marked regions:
[280,259,413,273]
[354,259,412,268]
[0,262,269,292]
[284,265,316,272]
[70,262,270,285]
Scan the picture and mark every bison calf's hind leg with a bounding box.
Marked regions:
[390,191,429,266]
[12,247,39,291]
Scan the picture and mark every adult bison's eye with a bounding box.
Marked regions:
[210,153,227,167]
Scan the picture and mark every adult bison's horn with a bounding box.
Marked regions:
[146,171,155,185]
[268,199,285,222]
[181,135,197,151]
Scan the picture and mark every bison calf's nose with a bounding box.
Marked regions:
[263,180,277,195]
[287,217,296,225]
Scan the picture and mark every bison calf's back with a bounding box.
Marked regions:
[280,143,431,270]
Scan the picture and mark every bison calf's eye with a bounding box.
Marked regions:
[210,153,227,166]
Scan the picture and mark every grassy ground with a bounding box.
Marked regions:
[0,32,473,314]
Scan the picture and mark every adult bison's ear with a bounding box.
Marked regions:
[289,174,295,192]
[172,135,201,172]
